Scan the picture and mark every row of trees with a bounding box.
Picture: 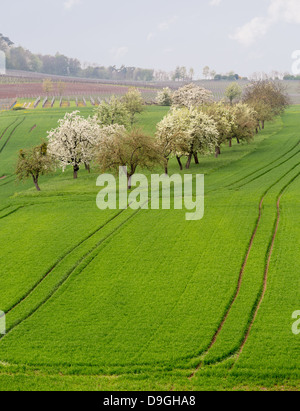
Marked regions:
[202,67,246,81]
[156,67,244,82]
[156,82,243,106]
[156,81,288,173]
[16,88,145,189]
[16,81,289,191]
[172,67,195,82]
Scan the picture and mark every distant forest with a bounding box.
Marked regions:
[1,34,297,82]
[0,34,154,81]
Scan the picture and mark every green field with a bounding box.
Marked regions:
[0,104,299,391]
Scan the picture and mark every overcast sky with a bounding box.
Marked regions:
[1,0,300,77]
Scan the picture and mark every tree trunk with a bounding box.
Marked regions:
[186,152,193,169]
[229,139,232,148]
[84,162,90,173]
[164,158,169,175]
[128,174,133,190]
[215,146,221,158]
[193,152,199,164]
[261,120,265,129]
[73,164,79,179]
[236,137,240,144]
[176,156,183,171]
[256,127,259,134]
[33,176,41,191]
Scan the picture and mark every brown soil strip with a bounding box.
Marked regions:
[189,196,265,378]
[0,176,6,180]
[234,194,282,361]
[29,125,37,132]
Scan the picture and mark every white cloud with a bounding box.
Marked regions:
[110,47,129,61]
[209,0,222,6]
[158,16,178,31]
[230,0,300,46]
[230,16,273,46]
[147,15,178,41]
[147,32,156,41]
[63,0,81,10]
[281,0,300,23]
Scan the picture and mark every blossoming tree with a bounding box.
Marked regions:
[156,107,219,171]
[172,83,213,109]
[156,88,173,106]
[201,102,235,157]
[47,111,101,179]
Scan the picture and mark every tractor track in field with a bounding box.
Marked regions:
[0,206,24,221]
[0,161,297,379]
[190,162,300,378]
[0,176,15,188]
[232,147,300,190]
[189,196,265,379]
[0,206,142,341]
[5,208,128,315]
[0,118,19,143]
[0,117,26,155]
[231,171,300,367]
[206,139,300,196]
[0,204,12,213]
[223,140,300,190]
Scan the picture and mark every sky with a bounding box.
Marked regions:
[1,0,300,78]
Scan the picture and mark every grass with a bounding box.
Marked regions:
[0,105,299,390]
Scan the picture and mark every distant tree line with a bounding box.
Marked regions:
[0,34,154,81]
[2,34,297,83]
[283,74,300,80]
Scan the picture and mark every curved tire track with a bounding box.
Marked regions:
[190,163,300,378]
[0,175,15,188]
[0,206,143,342]
[232,171,300,366]
[0,118,18,142]
[5,208,127,315]
[223,140,300,190]
[0,206,24,221]
[0,117,26,154]
[233,148,300,190]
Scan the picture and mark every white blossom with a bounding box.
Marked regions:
[47,111,101,176]
[172,83,213,109]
